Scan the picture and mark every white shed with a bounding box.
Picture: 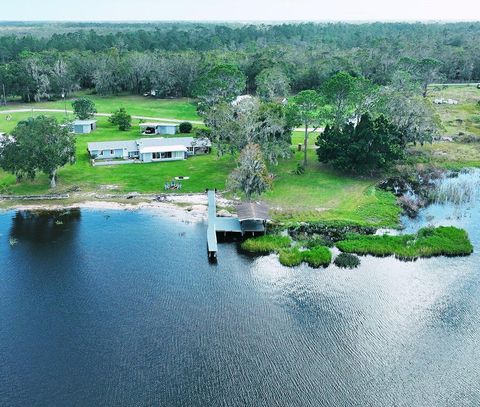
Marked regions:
[140,122,177,136]
[73,119,97,134]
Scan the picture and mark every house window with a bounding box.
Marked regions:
[110,150,114,155]
[99,150,103,156]
[161,152,172,159]
[152,152,161,159]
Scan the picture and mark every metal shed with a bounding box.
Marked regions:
[73,120,97,134]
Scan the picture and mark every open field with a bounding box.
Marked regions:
[0,92,201,122]
[0,109,400,226]
[0,112,232,195]
[405,84,480,168]
[428,83,480,137]
[6,88,478,228]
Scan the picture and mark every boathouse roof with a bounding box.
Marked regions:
[236,202,269,222]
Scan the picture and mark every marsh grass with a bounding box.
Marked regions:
[241,235,291,254]
[278,246,332,268]
[278,248,304,267]
[302,246,332,268]
[336,226,473,260]
[430,169,480,205]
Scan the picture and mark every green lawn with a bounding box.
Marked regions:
[0,112,232,194]
[0,91,201,122]
[264,132,401,227]
[0,106,400,228]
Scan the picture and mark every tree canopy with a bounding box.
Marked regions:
[316,114,404,175]
[0,116,76,187]
[72,98,97,120]
[228,143,272,199]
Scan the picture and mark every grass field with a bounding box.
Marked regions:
[0,97,410,227]
[0,112,232,195]
[428,84,480,137]
[0,91,201,122]
[405,84,480,168]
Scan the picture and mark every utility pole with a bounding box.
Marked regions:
[1,84,6,106]
[62,88,67,116]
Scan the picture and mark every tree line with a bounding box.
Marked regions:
[1,22,480,102]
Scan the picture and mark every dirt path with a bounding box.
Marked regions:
[0,108,319,132]
[0,108,204,125]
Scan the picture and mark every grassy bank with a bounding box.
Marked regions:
[336,226,473,259]
[0,91,200,121]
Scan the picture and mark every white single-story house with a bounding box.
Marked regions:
[140,122,177,135]
[73,119,97,134]
[87,136,211,165]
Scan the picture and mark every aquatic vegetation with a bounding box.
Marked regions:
[279,248,304,267]
[430,169,480,206]
[9,237,18,246]
[336,226,473,260]
[302,246,332,268]
[278,246,332,268]
[334,253,361,269]
[241,235,291,254]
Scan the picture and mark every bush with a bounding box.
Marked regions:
[241,235,291,254]
[302,246,332,268]
[109,108,132,131]
[292,163,305,175]
[179,122,193,133]
[279,248,304,267]
[334,253,361,269]
[336,226,473,260]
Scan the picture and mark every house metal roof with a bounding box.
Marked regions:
[138,137,211,148]
[139,145,187,154]
[73,120,97,125]
[139,122,178,127]
[236,202,269,222]
[87,140,138,152]
[88,137,211,153]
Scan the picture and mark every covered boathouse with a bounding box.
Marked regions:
[207,190,269,259]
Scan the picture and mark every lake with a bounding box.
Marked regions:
[1,173,479,406]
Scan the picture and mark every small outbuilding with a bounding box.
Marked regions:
[140,122,177,136]
[73,119,97,134]
[236,201,270,234]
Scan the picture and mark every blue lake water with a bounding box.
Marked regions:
[1,174,480,406]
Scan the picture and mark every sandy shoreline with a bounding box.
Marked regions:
[0,193,237,223]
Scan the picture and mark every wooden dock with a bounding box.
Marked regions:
[207,190,268,259]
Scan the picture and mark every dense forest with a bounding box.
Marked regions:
[0,22,479,102]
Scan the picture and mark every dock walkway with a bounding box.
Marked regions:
[207,190,267,259]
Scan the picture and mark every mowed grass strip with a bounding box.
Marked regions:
[336,226,474,260]
[0,92,201,122]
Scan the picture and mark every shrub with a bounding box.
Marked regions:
[279,248,304,267]
[334,253,361,269]
[292,163,305,175]
[241,235,291,254]
[179,122,193,133]
[336,226,473,260]
[302,246,332,268]
[109,108,132,131]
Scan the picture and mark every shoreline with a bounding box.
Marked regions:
[0,192,237,223]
